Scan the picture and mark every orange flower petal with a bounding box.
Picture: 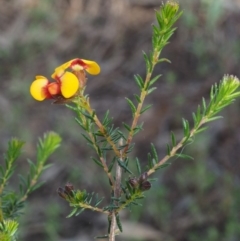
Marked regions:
[81,59,101,75]
[59,71,79,98]
[47,82,60,95]
[30,78,49,101]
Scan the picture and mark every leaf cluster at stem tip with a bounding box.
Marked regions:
[163,75,240,165]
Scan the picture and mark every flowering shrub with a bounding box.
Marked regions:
[1,2,240,241]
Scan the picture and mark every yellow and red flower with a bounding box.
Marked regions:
[30,71,79,101]
[30,58,100,101]
[54,58,100,75]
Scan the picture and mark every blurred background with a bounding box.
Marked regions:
[0,0,240,240]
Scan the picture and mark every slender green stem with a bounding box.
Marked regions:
[75,100,115,188]
[85,126,115,188]
[0,156,17,221]
[147,117,208,176]
[0,161,15,195]
[115,191,144,214]
[123,51,161,156]
[0,200,3,222]
[77,202,109,214]
[77,95,121,158]
[20,163,44,202]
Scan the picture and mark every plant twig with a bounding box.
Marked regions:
[109,139,123,241]
[78,203,109,214]
[78,96,121,158]
[123,55,159,157]
[20,163,44,202]
[76,107,115,189]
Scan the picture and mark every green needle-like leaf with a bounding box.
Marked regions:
[125,98,137,115]
[37,132,61,164]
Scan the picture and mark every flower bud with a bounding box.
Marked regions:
[57,187,67,199]
[139,172,148,183]
[64,183,74,196]
[140,181,151,191]
[128,177,139,188]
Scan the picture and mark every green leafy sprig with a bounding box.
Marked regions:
[0,132,61,241]
[57,183,106,217]
[0,139,25,195]
[122,1,182,157]
[20,132,61,201]
[0,219,18,241]
[147,75,240,176]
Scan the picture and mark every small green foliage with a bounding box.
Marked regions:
[149,74,162,87]
[1,191,25,219]
[116,213,123,232]
[4,139,25,166]
[150,143,158,161]
[135,158,141,174]
[153,1,182,52]
[125,98,136,116]
[0,132,61,240]
[140,104,152,114]
[175,153,194,161]
[155,75,240,173]
[91,157,104,168]
[117,159,133,174]
[58,186,105,218]
[134,75,144,89]
[37,132,61,164]
[0,139,25,193]
[19,132,61,200]
[0,220,18,241]
[123,122,131,131]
